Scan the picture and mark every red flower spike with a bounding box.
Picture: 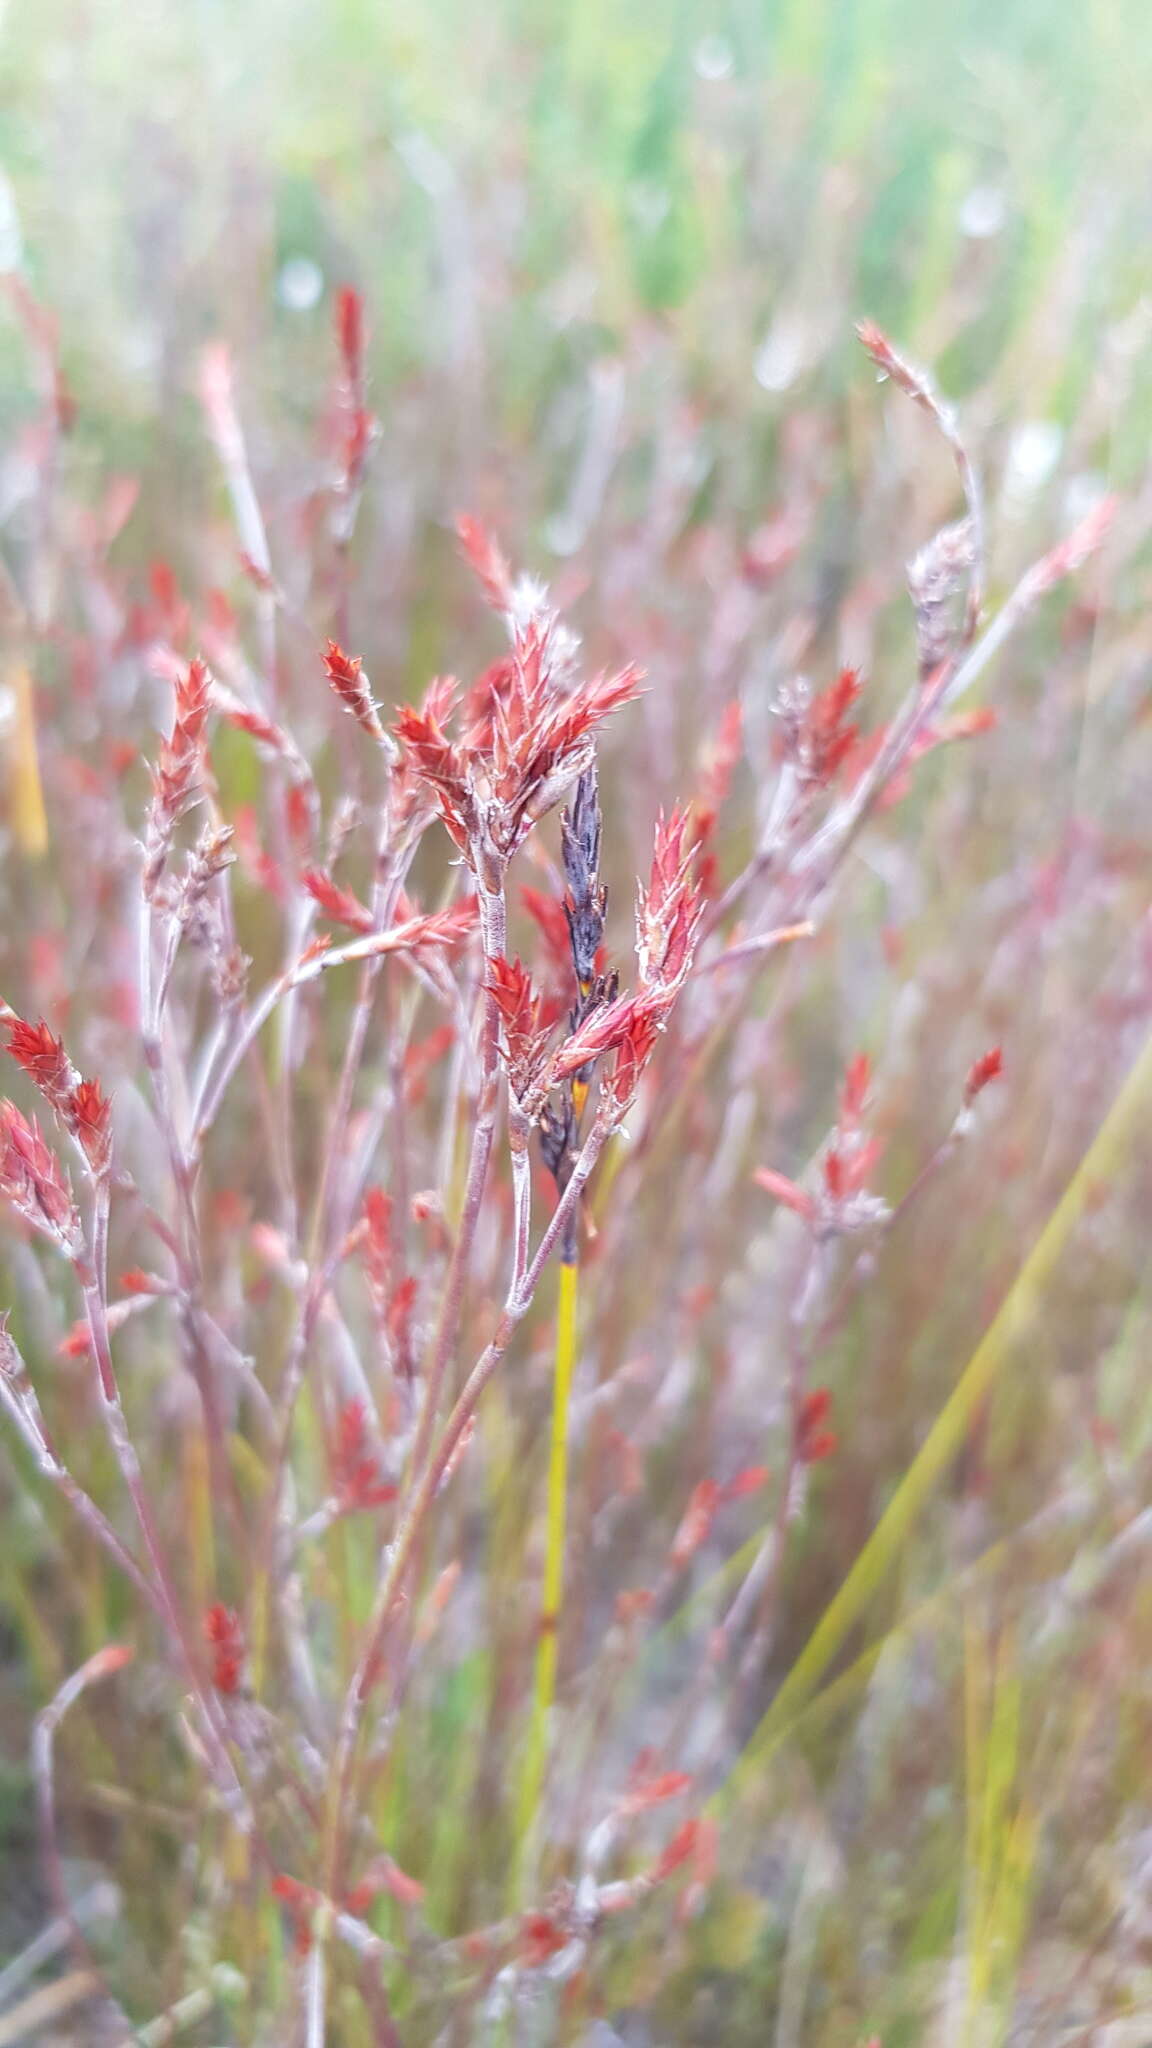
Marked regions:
[323,641,384,742]
[638,809,702,992]
[393,698,472,856]
[0,1102,78,1249]
[487,956,551,1101]
[3,1018,112,1173]
[605,1007,663,1116]
[531,803,704,1120]
[549,991,638,1087]
[143,658,212,893]
[965,1046,1003,1105]
[813,669,862,781]
[397,605,641,880]
[5,1018,75,1105]
[71,1077,112,1171]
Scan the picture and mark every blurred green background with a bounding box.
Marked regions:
[4,0,1152,526]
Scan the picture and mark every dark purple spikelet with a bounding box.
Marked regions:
[561,766,607,994]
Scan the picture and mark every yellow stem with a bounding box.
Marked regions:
[514,1256,579,1892]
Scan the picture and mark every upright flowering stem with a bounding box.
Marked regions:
[513,764,609,1882]
[515,1249,579,1888]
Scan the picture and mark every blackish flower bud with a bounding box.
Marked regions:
[561,767,607,992]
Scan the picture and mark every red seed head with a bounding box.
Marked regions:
[965,1046,1004,1105]
[71,1077,112,1171]
[5,1017,75,1105]
[323,640,384,742]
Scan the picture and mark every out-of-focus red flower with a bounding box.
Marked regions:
[796,1388,837,1464]
[332,1399,396,1513]
[204,1604,244,1695]
[964,1046,1004,1104]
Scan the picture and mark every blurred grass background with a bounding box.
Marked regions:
[2,0,1152,2041]
[5,0,1152,516]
